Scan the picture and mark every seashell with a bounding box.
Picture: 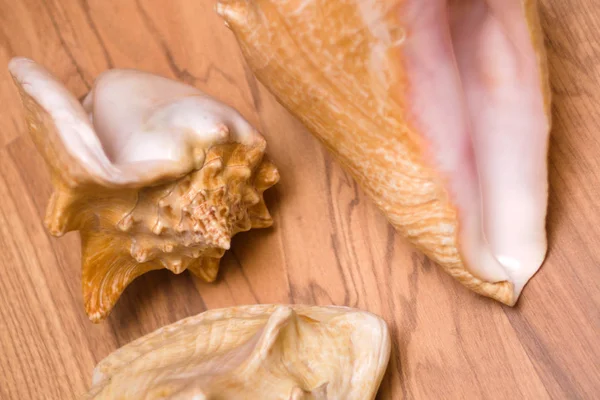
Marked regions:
[85,304,391,399]
[217,0,551,305]
[8,58,280,322]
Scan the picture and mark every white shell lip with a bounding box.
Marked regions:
[8,57,266,188]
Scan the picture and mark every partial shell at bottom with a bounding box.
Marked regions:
[86,305,391,400]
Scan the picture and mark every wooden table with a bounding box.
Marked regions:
[0,1,598,399]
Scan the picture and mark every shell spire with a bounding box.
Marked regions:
[9,57,279,322]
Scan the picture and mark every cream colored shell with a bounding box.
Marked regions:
[9,58,279,322]
[86,305,391,400]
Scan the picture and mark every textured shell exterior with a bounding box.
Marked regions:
[217,0,551,305]
[86,305,391,400]
[10,60,280,322]
[70,143,278,322]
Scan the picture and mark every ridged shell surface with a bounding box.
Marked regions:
[86,305,391,400]
[217,0,551,305]
[9,58,280,322]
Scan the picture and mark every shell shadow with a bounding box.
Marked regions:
[106,269,206,343]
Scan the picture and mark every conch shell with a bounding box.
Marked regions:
[85,304,391,399]
[9,58,279,322]
[218,0,551,305]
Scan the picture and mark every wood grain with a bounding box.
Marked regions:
[0,0,598,399]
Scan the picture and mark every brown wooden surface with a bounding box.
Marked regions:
[0,1,598,399]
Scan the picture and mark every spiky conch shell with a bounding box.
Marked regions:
[9,58,280,322]
[217,0,551,305]
[85,304,391,399]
